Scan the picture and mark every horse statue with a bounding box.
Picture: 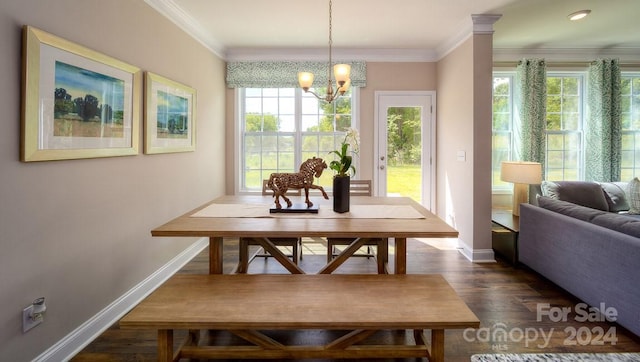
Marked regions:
[267,157,329,209]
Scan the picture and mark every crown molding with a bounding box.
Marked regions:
[471,14,502,34]
[144,0,226,59]
[225,47,438,62]
[435,14,501,61]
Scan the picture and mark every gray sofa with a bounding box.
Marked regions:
[519,181,640,337]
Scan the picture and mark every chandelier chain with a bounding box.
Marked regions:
[297,0,349,104]
[328,0,333,87]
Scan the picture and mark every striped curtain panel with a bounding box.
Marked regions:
[514,59,547,177]
[586,59,621,182]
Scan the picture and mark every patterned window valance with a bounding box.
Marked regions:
[226,61,366,88]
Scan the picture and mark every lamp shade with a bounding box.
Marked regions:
[333,64,351,84]
[298,72,314,89]
[500,161,542,185]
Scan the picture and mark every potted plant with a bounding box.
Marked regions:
[329,127,359,212]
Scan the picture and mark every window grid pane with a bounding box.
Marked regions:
[241,87,353,192]
[492,76,513,190]
[621,75,640,179]
[545,75,583,180]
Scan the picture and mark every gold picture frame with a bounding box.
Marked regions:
[144,72,196,154]
[21,26,141,162]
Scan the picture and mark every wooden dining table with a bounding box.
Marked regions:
[151,195,458,274]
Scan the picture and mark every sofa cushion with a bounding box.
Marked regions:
[537,196,606,223]
[541,181,609,211]
[537,196,640,238]
[599,181,630,212]
[628,177,640,215]
[591,212,640,238]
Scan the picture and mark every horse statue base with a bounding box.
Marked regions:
[269,203,319,214]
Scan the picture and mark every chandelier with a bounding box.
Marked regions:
[297,0,351,103]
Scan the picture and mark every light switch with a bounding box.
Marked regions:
[457,151,466,162]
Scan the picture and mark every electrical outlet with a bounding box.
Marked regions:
[22,305,42,333]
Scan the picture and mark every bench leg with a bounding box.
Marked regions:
[158,329,173,362]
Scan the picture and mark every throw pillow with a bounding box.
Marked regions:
[540,181,560,199]
[599,182,630,213]
[627,177,640,215]
[540,181,609,211]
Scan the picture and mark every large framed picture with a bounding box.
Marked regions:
[21,26,141,162]
[144,72,196,154]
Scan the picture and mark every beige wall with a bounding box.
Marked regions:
[436,39,475,247]
[436,34,493,259]
[359,62,437,182]
[472,34,495,252]
[0,1,226,360]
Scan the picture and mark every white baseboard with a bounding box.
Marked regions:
[33,237,209,362]
[458,241,496,263]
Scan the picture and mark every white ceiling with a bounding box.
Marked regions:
[146,0,640,62]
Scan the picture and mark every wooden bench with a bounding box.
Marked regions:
[120,274,479,362]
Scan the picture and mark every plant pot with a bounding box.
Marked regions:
[333,175,350,213]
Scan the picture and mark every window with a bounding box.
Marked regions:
[621,74,640,180]
[545,74,584,180]
[492,71,640,191]
[239,87,355,192]
[492,75,514,190]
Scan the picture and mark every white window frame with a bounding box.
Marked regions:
[491,71,586,190]
[621,73,640,180]
[544,72,585,181]
[234,87,359,194]
[492,73,515,192]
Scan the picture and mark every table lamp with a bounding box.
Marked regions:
[500,161,542,216]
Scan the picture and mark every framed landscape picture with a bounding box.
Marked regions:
[21,26,141,162]
[143,72,196,154]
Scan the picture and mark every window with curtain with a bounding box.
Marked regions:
[492,70,640,190]
[621,74,640,180]
[240,87,355,192]
[492,72,590,189]
[545,74,584,180]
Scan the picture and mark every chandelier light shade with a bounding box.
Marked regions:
[298,72,314,90]
[297,0,351,103]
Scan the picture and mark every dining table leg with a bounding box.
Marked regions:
[157,329,173,362]
[209,237,224,274]
[395,237,406,274]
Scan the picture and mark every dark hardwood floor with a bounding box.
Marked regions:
[71,238,640,361]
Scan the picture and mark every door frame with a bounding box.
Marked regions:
[374,91,437,212]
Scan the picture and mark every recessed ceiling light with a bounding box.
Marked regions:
[568,9,591,21]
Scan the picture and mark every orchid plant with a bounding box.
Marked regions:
[329,127,359,177]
